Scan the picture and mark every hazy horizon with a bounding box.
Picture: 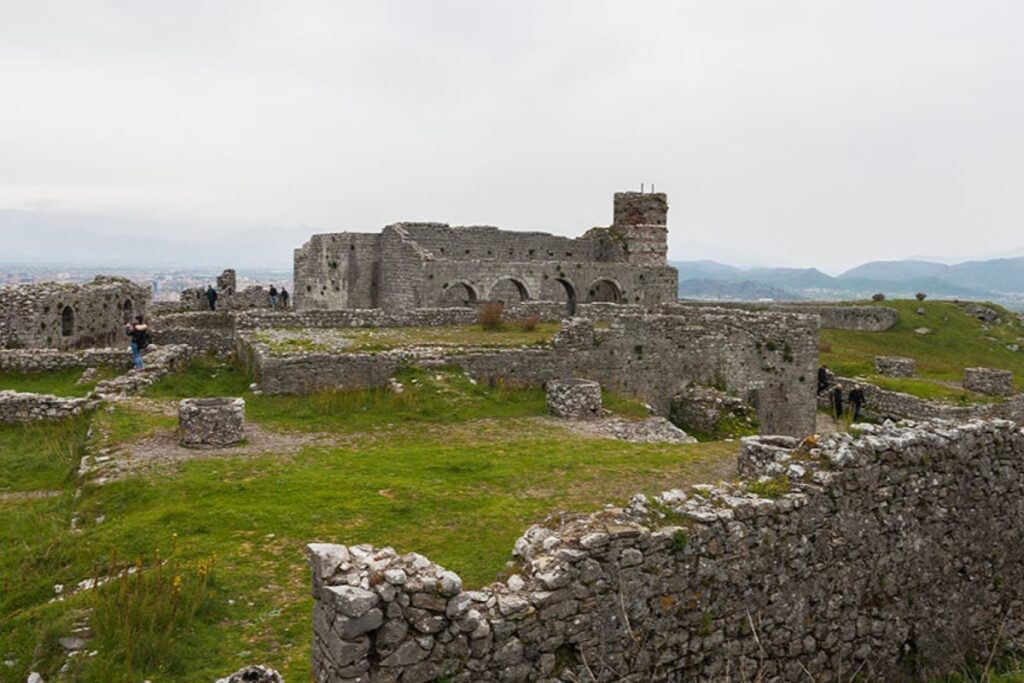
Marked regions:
[3,1,1023,272]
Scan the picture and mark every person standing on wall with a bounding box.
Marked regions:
[817,365,830,394]
[280,287,290,309]
[125,315,150,370]
[269,284,279,308]
[206,285,218,311]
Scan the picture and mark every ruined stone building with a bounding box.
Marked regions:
[0,276,150,350]
[293,191,679,312]
[179,269,275,311]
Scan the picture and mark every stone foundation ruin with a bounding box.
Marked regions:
[963,367,1015,396]
[309,418,1024,682]
[293,191,678,313]
[0,276,150,350]
[874,355,916,377]
[178,397,246,447]
[545,379,602,419]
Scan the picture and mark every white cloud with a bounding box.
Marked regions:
[1,0,1022,270]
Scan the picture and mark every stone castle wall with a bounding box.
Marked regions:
[0,348,132,373]
[667,302,899,331]
[0,276,150,350]
[294,192,678,313]
[309,419,1024,682]
[241,308,819,437]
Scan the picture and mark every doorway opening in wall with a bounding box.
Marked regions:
[122,299,134,324]
[61,306,75,337]
[488,278,529,304]
[544,278,577,316]
[587,279,622,303]
[440,282,479,307]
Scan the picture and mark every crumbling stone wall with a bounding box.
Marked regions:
[241,307,819,437]
[666,302,899,331]
[963,367,1015,396]
[0,348,131,373]
[0,276,150,350]
[820,374,1024,423]
[874,355,916,377]
[0,390,95,423]
[294,192,678,313]
[309,419,1024,682]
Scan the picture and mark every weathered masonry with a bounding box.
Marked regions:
[309,419,1024,682]
[239,308,820,437]
[0,276,150,350]
[293,191,678,312]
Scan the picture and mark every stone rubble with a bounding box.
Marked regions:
[545,378,602,419]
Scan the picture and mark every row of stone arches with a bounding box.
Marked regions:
[440,277,622,311]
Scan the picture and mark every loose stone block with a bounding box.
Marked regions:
[178,397,246,447]
[545,378,602,419]
[963,367,1014,396]
[874,356,916,378]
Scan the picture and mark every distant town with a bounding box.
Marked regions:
[0,263,293,302]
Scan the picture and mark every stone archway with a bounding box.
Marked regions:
[440,281,479,307]
[488,278,530,303]
[541,277,577,315]
[587,278,623,303]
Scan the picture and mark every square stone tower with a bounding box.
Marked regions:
[610,192,669,266]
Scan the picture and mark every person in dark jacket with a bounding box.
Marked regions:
[206,285,218,311]
[848,385,865,421]
[269,284,279,308]
[817,365,830,394]
[125,315,150,370]
[280,287,290,308]
[832,384,844,420]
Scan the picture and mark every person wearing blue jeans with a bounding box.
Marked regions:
[125,315,150,370]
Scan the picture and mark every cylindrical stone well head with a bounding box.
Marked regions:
[178,396,246,447]
[546,378,602,419]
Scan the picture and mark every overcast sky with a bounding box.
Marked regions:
[2,0,1023,272]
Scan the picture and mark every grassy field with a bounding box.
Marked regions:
[0,366,119,397]
[253,321,560,355]
[1,358,737,682]
[820,299,1024,402]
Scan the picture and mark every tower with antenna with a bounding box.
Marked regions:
[609,187,668,265]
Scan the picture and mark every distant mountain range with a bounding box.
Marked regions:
[671,257,1024,309]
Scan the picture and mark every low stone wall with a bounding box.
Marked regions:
[309,419,1024,682]
[93,344,193,398]
[874,355,916,377]
[151,311,237,354]
[236,303,642,332]
[821,375,1024,423]
[0,348,132,374]
[963,367,1015,396]
[668,301,900,331]
[0,390,94,423]
[242,308,820,437]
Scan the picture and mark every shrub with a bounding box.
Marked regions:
[519,315,540,332]
[477,302,505,331]
[871,293,886,302]
[916,292,927,301]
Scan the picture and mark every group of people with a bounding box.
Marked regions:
[818,365,866,421]
[204,284,289,310]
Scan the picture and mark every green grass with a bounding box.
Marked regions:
[0,366,119,397]
[254,322,561,355]
[143,355,252,399]
[1,361,737,682]
[821,300,1024,402]
[0,416,90,492]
